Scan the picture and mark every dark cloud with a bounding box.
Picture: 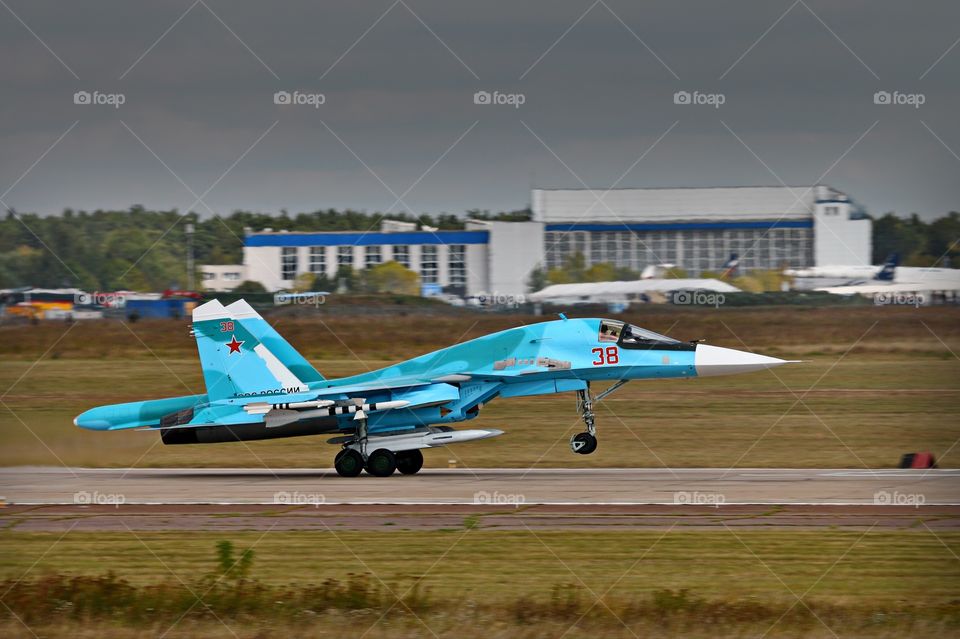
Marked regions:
[1,0,958,219]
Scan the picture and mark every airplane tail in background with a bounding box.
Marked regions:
[875,253,899,281]
[721,253,739,279]
[192,300,309,402]
[225,300,325,384]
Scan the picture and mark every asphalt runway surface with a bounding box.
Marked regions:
[2,467,957,505]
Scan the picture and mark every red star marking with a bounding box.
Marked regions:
[226,335,244,354]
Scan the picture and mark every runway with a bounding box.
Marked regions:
[2,466,957,505]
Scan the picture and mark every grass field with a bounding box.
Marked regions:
[2,305,959,637]
[1,306,959,468]
[1,529,957,638]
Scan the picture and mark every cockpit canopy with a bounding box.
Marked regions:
[598,319,695,351]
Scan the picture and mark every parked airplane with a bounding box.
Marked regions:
[75,299,795,477]
[786,254,960,298]
[532,254,744,307]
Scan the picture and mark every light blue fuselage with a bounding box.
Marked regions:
[75,318,696,436]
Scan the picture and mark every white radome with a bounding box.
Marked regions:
[695,344,790,377]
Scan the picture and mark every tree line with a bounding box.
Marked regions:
[0,206,955,291]
[0,206,529,290]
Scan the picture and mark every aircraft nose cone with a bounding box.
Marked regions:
[694,344,789,377]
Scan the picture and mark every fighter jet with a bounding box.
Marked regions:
[75,299,795,477]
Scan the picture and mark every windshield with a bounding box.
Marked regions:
[599,320,694,351]
[620,324,681,346]
[597,320,696,351]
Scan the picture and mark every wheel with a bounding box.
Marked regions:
[365,448,397,477]
[334,449,364,477]
[570,432,598,455]
[396,449,424,475]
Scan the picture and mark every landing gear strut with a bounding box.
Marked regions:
[335,410,381,477]
[334,411,426,477]
[570,387,598,455]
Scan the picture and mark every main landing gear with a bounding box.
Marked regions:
[569,380,629,456]
[334,448,364,477]
[333,413,425,477]
[335,447,424,477]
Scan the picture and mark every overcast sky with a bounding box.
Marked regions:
[1,0,958,220]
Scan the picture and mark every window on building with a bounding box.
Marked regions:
[202,272,215,281]
[420,245,438,283]
[365,246,382,269]
[606,233,618,267]
[392,245,410,269]
[448,244,466,287]
[590,232,605,265]
[281,247,298,280]
[572,231,588,262]
[825,206,839,216]
[309,247,326,275]
[224,272,241,281]
[337,246,353,270]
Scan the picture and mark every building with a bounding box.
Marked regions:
[238,219,541,297]
[199,264,246,292]
[537,185,871,276]
[236,184,871,297]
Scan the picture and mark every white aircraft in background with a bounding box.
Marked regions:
[787,254,960,299]
[531,254,743,309]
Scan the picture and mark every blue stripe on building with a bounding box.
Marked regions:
[544,220,814,232]
[245,230,490,247]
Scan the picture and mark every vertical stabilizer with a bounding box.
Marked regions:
[225,299,325,383]
[192,300,308,401]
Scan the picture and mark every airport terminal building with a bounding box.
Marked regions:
[210,185,871,296]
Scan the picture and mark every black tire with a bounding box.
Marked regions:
[365,448,397,477]
[396,449,424,475]
[334,449,364,477]
[571,432,598,455]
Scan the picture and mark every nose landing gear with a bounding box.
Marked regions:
[570,387,598,455]
[569,380,630,455]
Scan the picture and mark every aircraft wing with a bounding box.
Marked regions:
[308,371,498,397]
[310,377,434,397]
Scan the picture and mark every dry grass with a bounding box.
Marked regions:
[2,530,957,601]
[0,531,957,638]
